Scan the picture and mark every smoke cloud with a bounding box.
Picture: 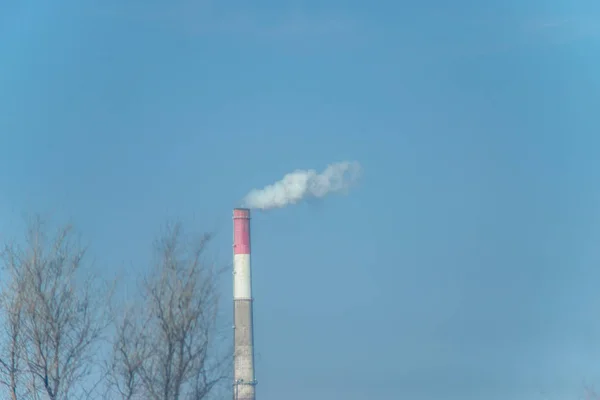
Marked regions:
[242,161,361,210]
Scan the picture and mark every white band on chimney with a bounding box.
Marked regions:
[234,254,252,300]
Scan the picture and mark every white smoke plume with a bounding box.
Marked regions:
[242,161,361,210]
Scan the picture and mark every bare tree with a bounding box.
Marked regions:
[105,305,146,400]
[0,254,26,400]
[107,223,229,400]
[0,217,113,400]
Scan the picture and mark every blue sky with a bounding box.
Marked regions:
[1,1,600,399]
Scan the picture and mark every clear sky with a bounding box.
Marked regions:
[1,1,600,399]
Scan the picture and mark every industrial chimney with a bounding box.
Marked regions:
[233,208,257,400]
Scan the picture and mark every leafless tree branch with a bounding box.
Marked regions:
[0,216,114,400]
[107,222,229,400]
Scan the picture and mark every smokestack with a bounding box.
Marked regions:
[233,208,257,400]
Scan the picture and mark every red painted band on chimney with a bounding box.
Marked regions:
[233,208,251,254]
